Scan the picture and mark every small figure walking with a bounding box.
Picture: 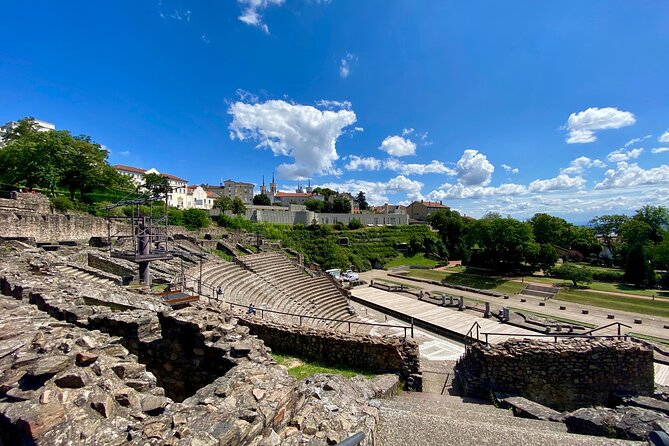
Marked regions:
[216,286,223,299]
[418,290,423,300]
[247,303,256,315]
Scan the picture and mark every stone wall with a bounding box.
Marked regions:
[87,252,136,278]
[456,338,655,411]
[238,316,422,391]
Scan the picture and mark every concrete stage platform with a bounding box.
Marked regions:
[351,286,536,344]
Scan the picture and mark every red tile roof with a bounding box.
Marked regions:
[412,200,449,209]
[206,190,219,198]
[113,164,145,174]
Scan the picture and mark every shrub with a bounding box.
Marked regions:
[592,271,625,283]
[51,196,74,212]
[183,208,209,230]
[348,219,363,230]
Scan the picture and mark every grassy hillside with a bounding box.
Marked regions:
[258,223,435,271]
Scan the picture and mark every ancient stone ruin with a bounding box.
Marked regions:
[0,244,410,445]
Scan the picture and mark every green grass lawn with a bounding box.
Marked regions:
[271,353,375,379]
[406,269,524,295]
[555,288,669,318]
[385,253,439,268]
[523,275,669,299]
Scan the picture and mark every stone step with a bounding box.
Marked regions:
[379,395,639,446]
[520,288,555,299]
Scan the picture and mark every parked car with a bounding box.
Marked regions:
[342,270,359,281]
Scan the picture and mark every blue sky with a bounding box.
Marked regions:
[2,1,669,222]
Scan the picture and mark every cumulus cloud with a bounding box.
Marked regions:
[652,148,669,154]
[565,107,636,144]
[379,135,416,157]
[228,99,356,179]
[319,175,423,205]
[456,150,494,186]
[559,156,606,175]
[527,174,586,193]
[428,183,526,201]
[595,162,669,189]
[501,164,519,174]
[345,156,381,171]
[339,53,356,78]
[383,158,456,176]
[659,130,669,143]
[606,148,644,162]
[237,0,284,34]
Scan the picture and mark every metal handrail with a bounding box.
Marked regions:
[584,321,632,336]
[335,432,365,446]
[229,302,414,338]
[478,331,630,345]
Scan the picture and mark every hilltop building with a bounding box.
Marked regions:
[202,179,254,205]
[0,118,55,146]
[406,200,449,221]
[372,203,407,214]
[186,185,218,210]
[112,165,189,209]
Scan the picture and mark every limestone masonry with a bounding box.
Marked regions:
[456,337,655,411]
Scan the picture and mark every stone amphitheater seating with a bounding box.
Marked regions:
[55,264,118,286]
[194,253,371,333]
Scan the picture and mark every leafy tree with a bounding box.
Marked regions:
[253,193,271,205]
[619,219,655,287]
[303,199,324,212]
[428,209,465,259]
[311,187,336,199]
[589,214,630,257]
[354,191,369,210]
[348,218,363,229]
[633,205,669,243]
[528,243,559,272]
[332,196,352,213]
[182,208,209,230]
[142,173,171,199]
[529,213,571,246]
[552,263,593,287]
[231,197,246,215]
[466,217,536,273]
[214,195,233,211]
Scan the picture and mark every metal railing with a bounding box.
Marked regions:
[179,270,414,339]
[462,321,638,346]
[229,302,414,339]
[335,432,365,446]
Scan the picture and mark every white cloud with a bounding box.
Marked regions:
[652,147,669,154]
[428,183,526,201]
[201,34,211,44]
[501,164,519,174]
[379,135,416,157]
[315,99,352,110]
[383,158,456,176]
[565,107,636,144]
[339,53,356,78]
[559,156,606,175]
[228,99,357,179]
[625,135,651,147]
[345,156,381,171]
[402,128,414,136]
[659,130,669,143]
[606,148,644,162]
[527,174,586,193]
[119,150,131,157]
[595,162,669,189]
[354,127,364,132]
[319,175,423,205]
[456,149,494,186]
[237,0,284,34]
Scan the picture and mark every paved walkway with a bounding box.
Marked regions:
[352,287,537,344]
[360,270,669,340]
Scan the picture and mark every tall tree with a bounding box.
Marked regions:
[589,214,630,257]
[214,195,233,211]
[253,193,271,205]
[332,196,352,213]
[427,209,465,259]
[142,173,171,199]
[354,191,369,210]
[231,197,246,215]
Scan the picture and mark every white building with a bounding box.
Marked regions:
[113,165,189,209]
[0,118,55,146]
[186,185,218,210]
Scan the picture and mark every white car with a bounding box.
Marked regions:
[342,270,359,281]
